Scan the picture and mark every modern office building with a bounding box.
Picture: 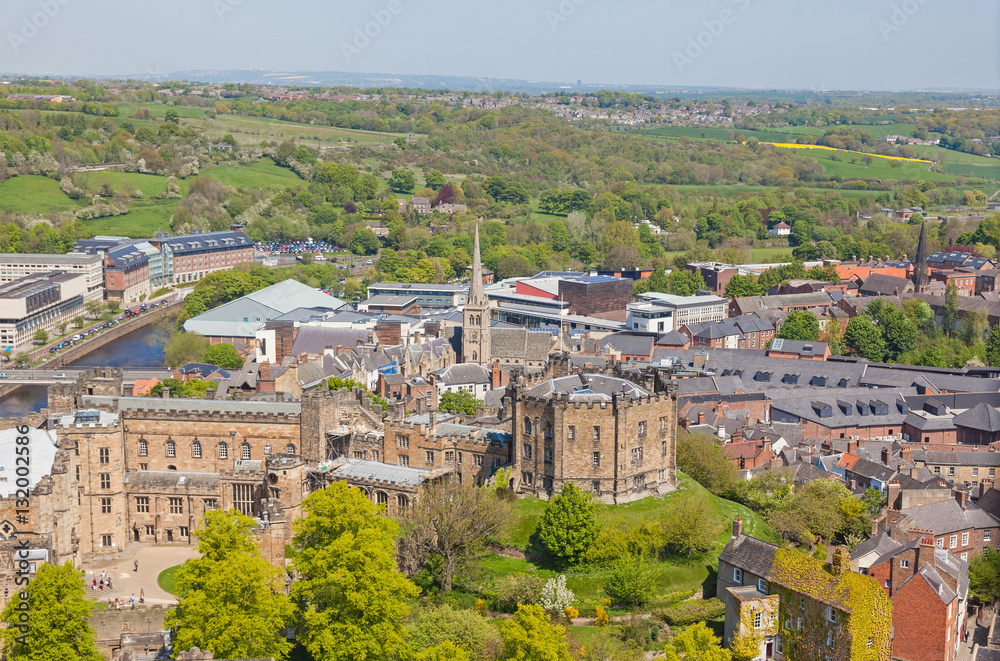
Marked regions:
[0,253,104,303]
[367,282,468,308]
[627,292,728,333]
[148,230,254,285]
[0,271,88,350]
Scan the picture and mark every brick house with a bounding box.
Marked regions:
[930,270,977,297]
[718,520,892,661]
[862,536,967,661]
[722,440,774,471]
[887,492,1000,561]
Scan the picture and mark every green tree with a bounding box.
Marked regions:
[439,390,480,415]
[661,493,718,557]
[389,168,416,194]
[499,604,572,661]
[85,300,103,318]
[289,482,419,661]
[676,432,737,496]
[844,316,887,362]
[867,301,917,361]
[723,273,764,298]
[165,510,294,660]
[164,108,180,124]
[165,332,211,368]
[943,284,960,338]
[406,605,501,661]
[538,483,598,567]
[729,630,763,661]
[351,228,380,255]
[33,329,49,345]
[987,326,1000,367]
[425,170,447,191]
[777,310,819,342]
[72,316,85,328]
[970,550,1000,603]
[662,621,730,661]
[604,558,656,608]
[201,343,245,370]
[0,562,102,661]
[13,352,30,368]
[416,641,471,661]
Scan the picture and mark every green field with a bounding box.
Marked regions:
[157,565,181,595]
[635,125,797,144]
[201,158,305,189]
[0,175,81,214]
[770,146,949,182]
[466,473,777,609]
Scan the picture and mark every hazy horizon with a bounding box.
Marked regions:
[1,0,998,91]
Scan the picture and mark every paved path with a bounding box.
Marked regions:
[81,545,200,608]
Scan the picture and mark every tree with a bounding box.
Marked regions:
[33,329,48,345]
[868,302,917,360]
[943,284,960,338]
[351,228,380,255]
[165,510,294,661]
[164,108,180,124]
[289,482,418,661]
[165,332,211,368]
[987,326,1000,367]
[0,561,102,661]
[970,550,1000,603]
[425,170,447,191]
[661,494,718,557]
[729,630,763,661]
[416,641,471,661]
[13,352,30,368]
[407,605,501,661]
[72,316,85,328]
[439,390,480,415]
[844,316,887,362]
[723,274,763,298]
[538,483,598,567]
[676,432,737,496]
[201,343,245,370]
[57,321,68,335]
[604,559,656,608]
[777,310,819,342]
[85,300,103,318]
[662,621,730,661]
[498,604,572,661]
[389,168,416,194]
[401,477,510,592]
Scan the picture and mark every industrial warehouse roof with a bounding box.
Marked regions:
[183,280,346,338]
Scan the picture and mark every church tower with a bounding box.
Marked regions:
[463,224,492,366]
[913,220,929,290]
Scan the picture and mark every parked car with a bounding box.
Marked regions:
[0,373,7,379]
[54,373,67,379]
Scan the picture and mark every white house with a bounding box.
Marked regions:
[427,363,491,399]
[767,222,791,237]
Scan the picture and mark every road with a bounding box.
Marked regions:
[0,368,173,384]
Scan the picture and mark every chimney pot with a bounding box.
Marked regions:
[697,411,705,425]
[733,516,743,538]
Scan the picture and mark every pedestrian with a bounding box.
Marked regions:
[92,578,97,589]
[134,560,138,572]
[130,593,135,607]
[139,588,144,604]
[99,579,104,592]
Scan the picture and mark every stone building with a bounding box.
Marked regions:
[462,224,492,367]
[510,371,679,503]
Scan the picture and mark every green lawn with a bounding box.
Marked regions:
[750,246,795,262]
[0,175,81,214]
[157,565,182,595]
[201,158,304,188]
[771,146,951,182]
[466,473,776,609]
[116,102,208,119]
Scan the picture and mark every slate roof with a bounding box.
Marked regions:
[525,373,650,401]
[845,457,897,482]
[911,450,1000,467]
[718,534,778,579]
[677,376,744,396]
[732,292,834,312]
[656,330,690,347]
[601,333,655,356]
[850,531,902,561]
[768,338,828,358]
[290,327,370,356]
[953,403,1000,432]
[124,470,220,490]
[429,362,491,385]
[899,499,1000,535]
[327,458,427,487]
[177,363,231,379]
[491,328,554,361]
[161,229,251,255]
[859,273,913,296]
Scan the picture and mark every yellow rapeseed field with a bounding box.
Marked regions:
[760,142,932,164]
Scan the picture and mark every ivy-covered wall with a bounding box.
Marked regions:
[771,549,892,661]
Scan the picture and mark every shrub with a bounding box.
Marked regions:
[604,559,656,609]
[594,607,609,627]
[564,607,578,620]
[584,521,663,568]
[538,483,598,567]
[539,575,575,612]
[652,598,725,626]
[494,573,545,612]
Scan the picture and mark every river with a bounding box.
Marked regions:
[0,325,168,419]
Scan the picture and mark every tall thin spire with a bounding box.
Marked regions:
[913,220,928,289]
[469,222,486,305]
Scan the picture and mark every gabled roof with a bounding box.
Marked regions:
[899,499,1000,535]
[600,333,655,356]
[953,402,1000,432]
[429,362,491,385]
[850,531,902,561]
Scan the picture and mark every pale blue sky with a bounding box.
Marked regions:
[2,0,997,90]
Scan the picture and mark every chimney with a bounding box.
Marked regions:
[903,253,908,261]
[681,418,690,430]
[852,254,857,262]
[831,547,850,576]
[731,428,743,444]
[428,410,437,433]
[955,488,968,510]
[881,447,890,465]
[259,361,271,381]
[917,537,937,572]
[697,411,705,425]
[868,254,873,262]
[161,386,170,399]
[887,480,901,510]
[413,330,421,345]
[901,447,912,463]
[847,439,857,454]
[732,516,743,538]
[849,479,857,491]
[910,467,920,479]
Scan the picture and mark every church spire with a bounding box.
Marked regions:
[469,222,486,306]
[913,220,928,289]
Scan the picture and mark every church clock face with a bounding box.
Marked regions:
[468,331,478,342]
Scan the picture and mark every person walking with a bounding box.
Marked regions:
[134,560,138,573]
[139,588,144,604]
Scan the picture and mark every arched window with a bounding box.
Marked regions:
[472,352,477,362]
[286,444,296,455]
[219,442,228,459]
[524,417,532,435]
[545,423,553,440]
[376,491,388,506]
[166,440,176,457]
[242,443,251,460]
[192,441,202,458]
[167,465,176,471]
[396,494,409,511]
[138,440,148,456]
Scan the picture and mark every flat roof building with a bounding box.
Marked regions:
[367,282,467,308]
[0,253,104,303]
[0,270,88,350]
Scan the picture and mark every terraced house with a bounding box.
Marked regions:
[718,519,892,661]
